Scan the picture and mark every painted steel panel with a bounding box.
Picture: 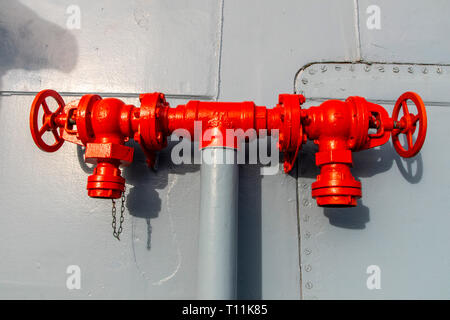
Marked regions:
[4,0,447,300]
[358,0,450,64]
[0,0,221,97]
[219,0,359,105]
[296,63,450,299]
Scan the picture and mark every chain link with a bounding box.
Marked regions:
[111,186,126,240]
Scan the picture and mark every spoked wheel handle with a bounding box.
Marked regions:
[30,89,66,152]
[391,92,427,158]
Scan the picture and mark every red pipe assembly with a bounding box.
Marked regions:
[30,90,427,207]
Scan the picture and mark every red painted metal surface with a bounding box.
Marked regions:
[29,90,427,207]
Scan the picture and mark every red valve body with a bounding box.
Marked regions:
[65,96,137,198]
[30,90,426,207]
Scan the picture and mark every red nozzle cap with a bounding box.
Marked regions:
[87,161,125,199]
[311,163,361,207]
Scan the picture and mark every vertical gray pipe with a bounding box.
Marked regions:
[197,147,238,299]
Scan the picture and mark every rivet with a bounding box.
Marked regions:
[303,215,310,222]
[437,67,442,74]
[335,65,342,71]
[305,265,312,272]
[304,248,312,255]
[305,231,311,239]
[422,67,428,74]
[302,199,310,207]
[364,65,371,72]
[407,67,413,73]
[321,65,327,73]
[349,64,355,72]
[308,68,316,75]
[302,78,308,85]
[302,183,308,190]
[378,66,384,72]
[306,281,313,289]
[393,67,400,73]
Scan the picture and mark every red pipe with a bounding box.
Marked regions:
[30,90,427,207]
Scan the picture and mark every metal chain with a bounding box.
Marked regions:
[111,186,126,240]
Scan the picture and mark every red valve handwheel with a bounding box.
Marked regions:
[391,92,427,158]
[30,89,66,152]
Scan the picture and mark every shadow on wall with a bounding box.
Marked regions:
[236,140,269,300]
[124,140,200,250]
[0,0,78,89]
[78,137,270,299]
[78,140,200,250]
[299,141,424,229]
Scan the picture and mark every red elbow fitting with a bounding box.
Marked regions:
[81,97,135,198]
[301,93,427,206]
[30,90,427,207]
[302,97,380,206]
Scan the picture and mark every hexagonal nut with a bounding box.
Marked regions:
[85,142,134,166]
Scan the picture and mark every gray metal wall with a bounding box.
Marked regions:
[0,0,448,299]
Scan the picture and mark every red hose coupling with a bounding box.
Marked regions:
[85,143,133,198]
[303,93,427,207]
[311,149,361,207]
